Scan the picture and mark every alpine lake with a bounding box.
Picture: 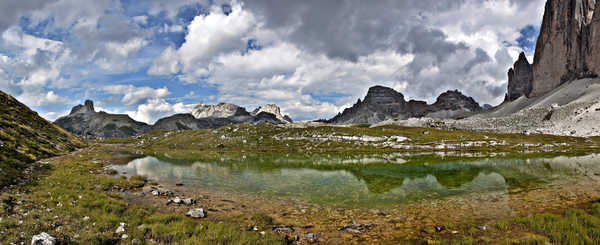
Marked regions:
[99,125,600,243]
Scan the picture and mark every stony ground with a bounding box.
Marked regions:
[374,78,600,137]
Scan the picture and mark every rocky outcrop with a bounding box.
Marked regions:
[430,90,482,112]
[192,103,249,119]
[153,103,293,131]
[506,53,534,101]
[55,100,151,138]
[327,86,481,125]
[526,0,596,96]
[327,86,409,124]
[252,104,293,123]
[151,114,233,131]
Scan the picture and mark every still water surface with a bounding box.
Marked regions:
[111,154,600,206]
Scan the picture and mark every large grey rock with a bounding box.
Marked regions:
[31,232,56,245]
[55,100,150,138]
[151,114,234,131]
[252,104,292,123]
[506,52,533,101]
[192,103,249,119]
[327,86,481,124]
[585,1,600,76]
[185,208,206,218]
[530,0,595,96]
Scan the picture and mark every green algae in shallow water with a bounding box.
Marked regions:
[110,153,600,207]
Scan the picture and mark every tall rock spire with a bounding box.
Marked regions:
[530,0,595,96]
[585,1,600,75]
[507,52,533,101]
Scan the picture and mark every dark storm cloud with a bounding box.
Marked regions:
[0,0,57,33]
[243,0,467,61]
[405,25,469,62]
[463,48,492,73]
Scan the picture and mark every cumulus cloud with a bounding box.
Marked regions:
[0,0,548,122]
[146,0,546,120]
[149,2,256,77]
[103,85,170,106]
[127,98,194,124]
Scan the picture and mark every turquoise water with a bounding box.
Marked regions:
[111,154,600,206]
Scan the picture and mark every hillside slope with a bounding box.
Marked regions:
[0,91,85,187]
[443,78,600,136]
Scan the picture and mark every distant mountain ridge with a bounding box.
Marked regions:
[327,86,482,125]
[55,101,292,138]
[55,100,151,138]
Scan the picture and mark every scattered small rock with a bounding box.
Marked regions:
[121,234,129,239]
[185,208,206,218]
[302,233,320,243]
[272,226,294,233]
[345,228,362,234]
[339,222,373,234]
[31,232,56,245]
[115,222,126,234]
[167,197,196,206]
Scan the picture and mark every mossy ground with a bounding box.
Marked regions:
[0,145,284,244]
[3,123,600,244]
[102,123,599,160]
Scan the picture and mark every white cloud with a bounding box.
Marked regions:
[133,15,148,25]
[103,85,170,106]
[127,98,194,124]
[149,2,256,76]
[17,90,71,107]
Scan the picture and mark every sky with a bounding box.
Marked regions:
[0,0,546,123]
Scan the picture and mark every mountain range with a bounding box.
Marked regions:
[20,0,600,138]
[54,101,293,138]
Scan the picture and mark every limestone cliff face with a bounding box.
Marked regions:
[530,0,595,96]
[191,103,249,119]
[585,1,600,76]
[251,104,293,123]
[507,53,534,101]
[327,86,481,125]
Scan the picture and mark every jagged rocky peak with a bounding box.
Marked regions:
[191,102,249,119]
[252,104,293,123]
[530,0,596,96]
[363,85,406,105]
[327,85,483,125]
[506,52,533,101]
[431,90,482,112]
[69,100,95,115]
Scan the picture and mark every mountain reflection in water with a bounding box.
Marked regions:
[111,154,600,206]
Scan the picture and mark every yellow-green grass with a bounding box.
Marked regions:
[0,90,85,187]
[0,145,284,244]
[99,124,600,162]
